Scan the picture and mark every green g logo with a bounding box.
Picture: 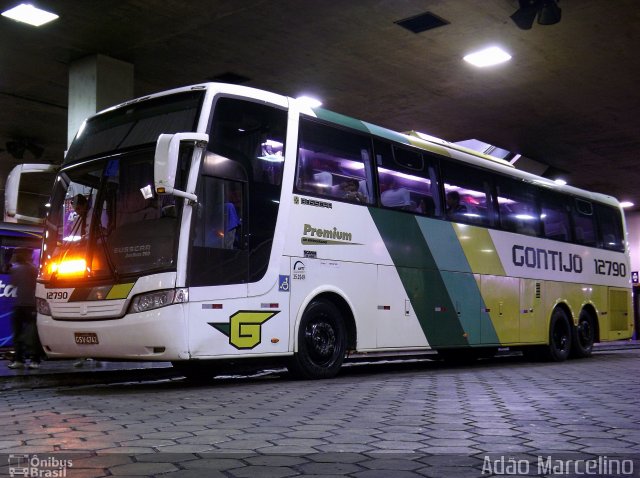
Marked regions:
[210,310,279,350]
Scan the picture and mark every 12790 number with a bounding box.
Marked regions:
[594,259,626,277]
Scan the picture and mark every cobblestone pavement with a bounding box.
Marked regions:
[0,350,639,477]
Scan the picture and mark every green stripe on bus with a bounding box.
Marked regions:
[362,122,412,145]
[369,208,469,347]
[311,108,369,133]
[417,218,500,345]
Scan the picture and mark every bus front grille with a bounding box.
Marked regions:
[50,300,126,320]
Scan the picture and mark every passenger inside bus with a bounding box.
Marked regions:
[446,191,468,220]
[339,178,367,203]
[380,177,411,209]
[417,196,436,216]
[67,194,89,239]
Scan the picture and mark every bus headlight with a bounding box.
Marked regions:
[128,288,188,314]
[36,298,51,316]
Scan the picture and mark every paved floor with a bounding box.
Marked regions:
[0,346,638,477]
[0,340,637,381]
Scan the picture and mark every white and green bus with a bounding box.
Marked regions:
[31,83,632,378]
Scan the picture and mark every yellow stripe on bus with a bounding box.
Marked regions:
[106,283,135,299]
[452,224,505,276]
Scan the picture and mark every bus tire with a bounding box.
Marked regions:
[543,308,572,362]
[571,309,595,358]
[288,299,346,380]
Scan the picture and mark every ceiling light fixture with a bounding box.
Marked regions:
[463,46,512,68]
[553,178,567,186]
[296,96,322,108]
[1,3,59,27]
[620,201,634,209]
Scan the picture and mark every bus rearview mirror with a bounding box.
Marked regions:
[154,132,209,201]
[4,163,58,224]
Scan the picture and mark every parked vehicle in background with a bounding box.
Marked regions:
[0,223,42,346]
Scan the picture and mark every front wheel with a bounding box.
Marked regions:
[288,299,347,380]
[543,308,572,362]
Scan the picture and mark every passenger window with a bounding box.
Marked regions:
[374,139,440,217]
[495,177,540,236]
[441,161,493,226]
[596,203,625,252]
[572,199,597,247]
[540,191,571,242]
[193,177,243,250]
[189,176,248,287]
[207,97,286,284]
[295,119,374,205]
[208,97,287,186]
[393,146,423,170]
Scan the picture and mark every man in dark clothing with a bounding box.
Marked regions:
[8,248,41,369]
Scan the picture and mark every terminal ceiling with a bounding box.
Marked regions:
[1,0,639,208]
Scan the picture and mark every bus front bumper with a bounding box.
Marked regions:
[37,306,189,361]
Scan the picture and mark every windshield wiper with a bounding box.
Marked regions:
[94,224,120,282]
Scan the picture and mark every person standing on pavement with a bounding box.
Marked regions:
[7,248,41,369]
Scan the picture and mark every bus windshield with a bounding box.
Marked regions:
[65,91,203,163]
[40,151,183,282]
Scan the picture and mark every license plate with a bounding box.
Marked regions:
[74,332,99,345]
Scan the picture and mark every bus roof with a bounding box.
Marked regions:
[403,130,514,169]
[306,102,621,209]
[78,82,623,210]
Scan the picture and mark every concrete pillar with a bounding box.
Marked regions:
[68,54,134,147]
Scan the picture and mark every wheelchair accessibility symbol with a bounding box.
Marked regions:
[279,275,290,292]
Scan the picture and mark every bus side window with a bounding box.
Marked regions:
[194,177,243,250]
[495,177,541,236]
[572,199,597,247]
[208,97,287,187]
[540,192,571,242]
[189,176,248,287]
[373,140,439,216]
[440,161,493,226]
[595,203,624,252]
[295,118,373,204]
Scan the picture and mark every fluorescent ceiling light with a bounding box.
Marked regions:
[2,3,59,27]
[296,96,322,108]
[620,201,634,208]
[463,46,512,67]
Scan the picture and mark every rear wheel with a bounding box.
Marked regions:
[571,309,595,358]
[288,299,346,380]
[543,308,572,362]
